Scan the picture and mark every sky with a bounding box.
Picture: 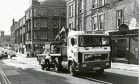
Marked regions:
[0,0,45,35]
[0,0,31,35]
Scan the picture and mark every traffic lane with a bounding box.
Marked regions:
[8,68,138,84]
[15,68,102,84]
[74,70,138,84]
[0,63,102,84]
[1,64,138,84]
[0,58,138,84]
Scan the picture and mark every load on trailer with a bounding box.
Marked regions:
[40,28,111,75]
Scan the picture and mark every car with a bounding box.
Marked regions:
[7,50,16,58]
[0,51,8,59]
[0,51,3,59]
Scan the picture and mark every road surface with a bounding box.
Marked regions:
[0,55,138,84]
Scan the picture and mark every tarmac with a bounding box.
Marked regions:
[10,53,140,72]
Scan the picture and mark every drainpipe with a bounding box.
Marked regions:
[128,37,131,64]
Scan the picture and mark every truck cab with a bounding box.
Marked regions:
[47,29,111,75]
[67,30,111,75]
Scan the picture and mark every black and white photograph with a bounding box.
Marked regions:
[0,0,139,84]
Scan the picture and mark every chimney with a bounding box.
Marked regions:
[32,0,40,6]
[13,19,15,25]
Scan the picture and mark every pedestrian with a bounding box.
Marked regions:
[45,54,51,70]
[4,52,8,59]
[40,57,46,70]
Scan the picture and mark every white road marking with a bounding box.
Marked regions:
[0,65,11,84]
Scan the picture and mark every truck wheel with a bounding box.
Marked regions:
[96,69,104,75]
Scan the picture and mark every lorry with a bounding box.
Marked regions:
[39,29,111,75]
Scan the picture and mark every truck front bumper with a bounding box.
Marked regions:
[75,61,110,71]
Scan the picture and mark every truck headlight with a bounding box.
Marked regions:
[82,64,87,68]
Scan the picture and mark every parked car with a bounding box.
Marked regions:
[7,50,16,58]
[0,51,8,59]
[0,51,3,59]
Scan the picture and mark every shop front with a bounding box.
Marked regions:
[109,24,139,64]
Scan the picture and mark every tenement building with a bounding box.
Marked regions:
[67,0,139,64]
[11,0,66,55]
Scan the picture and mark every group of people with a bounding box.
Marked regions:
[40,54,51,70]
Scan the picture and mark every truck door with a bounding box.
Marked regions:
[67,37,78,62]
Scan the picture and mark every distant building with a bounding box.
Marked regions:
[0,30,11,47]
[0,30,4,37]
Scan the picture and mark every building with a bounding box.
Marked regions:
[10,19,19,51]
[25,0,66,54]
[0,31,11,47]
[10,0,66,55]
[67,0,139,64]
[0,30,4,37]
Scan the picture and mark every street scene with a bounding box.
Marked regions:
[0,48,138,84]
[0,0,139,84]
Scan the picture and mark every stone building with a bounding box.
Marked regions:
[0,31,11,47]
[25,0,66,54]
[67,0,139,64]
[11,0,66,55]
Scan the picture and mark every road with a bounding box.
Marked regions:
[0,55,138,84]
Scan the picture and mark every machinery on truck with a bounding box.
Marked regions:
[40,28,111,75]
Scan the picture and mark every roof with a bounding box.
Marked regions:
[40,0,66,7]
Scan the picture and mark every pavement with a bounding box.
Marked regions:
[6,53,140,72]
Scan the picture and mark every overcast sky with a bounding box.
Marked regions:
[0,0,31,35]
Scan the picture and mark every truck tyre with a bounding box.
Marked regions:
[96,69,104,75]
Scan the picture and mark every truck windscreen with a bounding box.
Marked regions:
[79,35,109,47]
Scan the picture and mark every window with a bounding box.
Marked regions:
[79,19,83,31]
[92,0,98,8]
[71,38,77,46]
[92,14,104,31]
[41,31,47,39]
[69,22,73,29]
[53,18,59,28]
[98,0,105,7]
[92,0,105,8]
[69,4,74,17]
[92,16,98,30]
[98,14,104,30]
[79,0,84,13]
[116,9,123,28]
